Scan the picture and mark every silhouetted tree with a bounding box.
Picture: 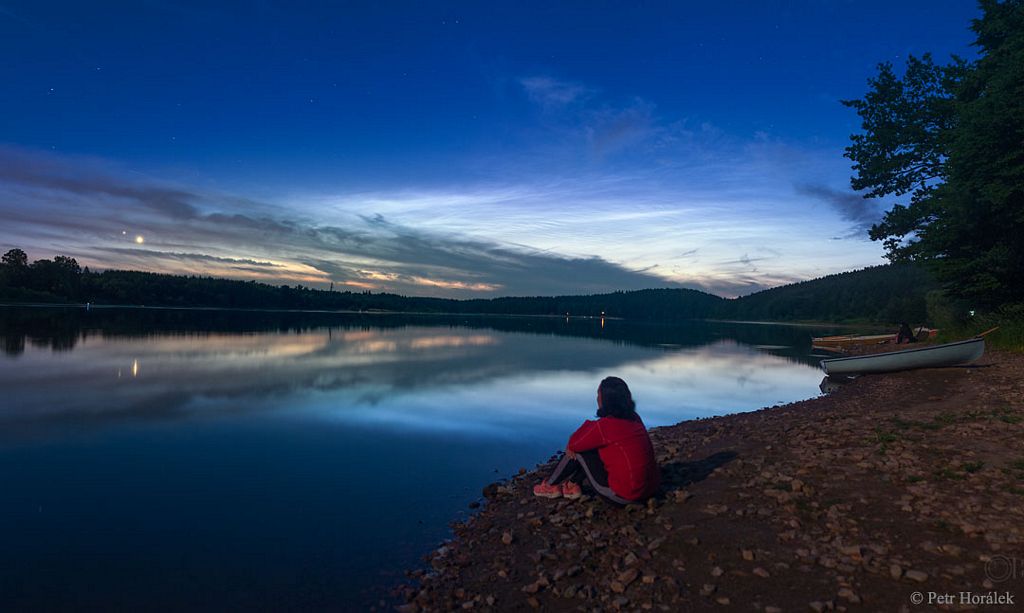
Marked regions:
[844,0,1024,307]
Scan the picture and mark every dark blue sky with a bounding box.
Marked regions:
[0,1,982,296]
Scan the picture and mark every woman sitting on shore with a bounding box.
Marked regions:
[533,376,660,505]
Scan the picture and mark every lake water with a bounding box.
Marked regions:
[0,307,842,611]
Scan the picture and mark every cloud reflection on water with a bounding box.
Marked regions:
[0,323,822,443]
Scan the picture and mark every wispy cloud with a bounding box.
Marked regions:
[0,146,202,219]
[94,248,284,269]
[517,75,662,160]
[518,76,594,109]
[795,183,885,236]
[0,145,680,297]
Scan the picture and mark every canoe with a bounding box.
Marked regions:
[812,333,895,347]
[819,337,984,375]
[812,328,938,353]
[812,334,895,352]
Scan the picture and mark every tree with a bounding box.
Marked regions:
[1,248,30,287]
[2,248,28,269]
[843,0,1024,307]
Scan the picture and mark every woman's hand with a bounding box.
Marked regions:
[566,449,577,460]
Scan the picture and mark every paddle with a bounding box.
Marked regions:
[975,326,1000,338]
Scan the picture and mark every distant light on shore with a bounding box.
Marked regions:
[135,235,145,244]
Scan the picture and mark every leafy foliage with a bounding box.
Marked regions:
[843,0,1024,307]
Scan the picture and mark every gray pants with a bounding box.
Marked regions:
[546,449,634,505]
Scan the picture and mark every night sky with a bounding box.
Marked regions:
[0,1,981,297]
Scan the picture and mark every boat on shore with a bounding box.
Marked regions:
[820,337,984,375]
[812,328,937,353]
[812,333,895,351]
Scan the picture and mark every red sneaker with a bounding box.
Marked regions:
[561,481,582,500]
[533,480,562,498]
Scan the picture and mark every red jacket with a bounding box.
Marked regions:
[567,415,660,501]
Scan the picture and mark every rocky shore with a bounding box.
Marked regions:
[396,350,1024,612]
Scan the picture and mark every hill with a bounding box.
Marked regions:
[723,263,935,323]
[0,248,935,324]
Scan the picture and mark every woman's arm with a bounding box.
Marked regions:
[567,419,609,453]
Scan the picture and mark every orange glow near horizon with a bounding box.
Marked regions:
[407,276,501,292]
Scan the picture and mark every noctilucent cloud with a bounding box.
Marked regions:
[0,1,981,298]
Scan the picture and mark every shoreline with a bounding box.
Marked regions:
[1,302,870,329]
[396,351,1024,611]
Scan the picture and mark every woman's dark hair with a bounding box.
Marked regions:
[596,376,637,419]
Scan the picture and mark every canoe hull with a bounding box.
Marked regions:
[820,338,985,375]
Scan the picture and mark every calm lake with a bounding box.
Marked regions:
[0,307,843,611]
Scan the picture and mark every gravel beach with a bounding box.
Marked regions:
[395,350,1024,612]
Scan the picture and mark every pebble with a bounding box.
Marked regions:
[889,564,902,580]
[618,568,639,586]
[715,596,731,605]
[501,531,513,545]
[904,569,928,582]
[711,566,724,577]
[753,567,770,578]
[837,587,860,603]
[700,584,717,596]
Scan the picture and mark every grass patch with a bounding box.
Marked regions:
[934,467,964,481]
[962,461,985,473]
[872,428,901,455]
[888,417,942,431]
[874,428,900,443]
[933,305,1024,353]
[991,408,1023,424]
[933,519,956,533]
[890,418,916,430]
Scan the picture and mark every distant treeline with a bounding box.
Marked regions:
[0,247,935,324]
